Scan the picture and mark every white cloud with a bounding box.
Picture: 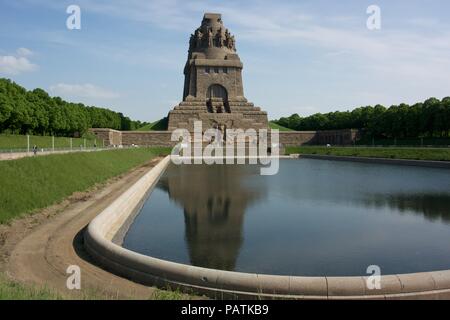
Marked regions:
[28,1,450,79]
[49,83,120,99]
[52,2,449,65]
[19,0,450,114]
[0,48,37,75]
[17,47,33,57]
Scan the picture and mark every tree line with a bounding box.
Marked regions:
[0,78,148,136]
[274,97,450,138]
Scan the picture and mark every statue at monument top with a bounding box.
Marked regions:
[188,13,236,54]
[207,28,213,47]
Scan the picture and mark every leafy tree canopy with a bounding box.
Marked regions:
[273,97,450,138]
[0,78,149,136]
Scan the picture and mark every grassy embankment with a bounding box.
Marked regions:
[0,134,98,151]
[0,147,173,300]
[0,147,170,224]
[269,122,293,131]
[285,146,450,161]
[137,117,168,131]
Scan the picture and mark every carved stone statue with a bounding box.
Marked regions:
[195,29,203,48]
[190,25,236,51]
[224,30,236,51]
[230,35,236,51]
[224,29,231,48]
[207,28,213,47]
[189,34,195,51]
[226,34,235,50]
[216,28,224,47]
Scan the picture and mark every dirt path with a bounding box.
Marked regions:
[0,157,180,299]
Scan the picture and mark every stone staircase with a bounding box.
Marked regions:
[168,100,268,131]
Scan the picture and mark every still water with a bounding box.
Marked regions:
[123,159,450,276]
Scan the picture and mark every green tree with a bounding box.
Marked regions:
[0,78,143,136]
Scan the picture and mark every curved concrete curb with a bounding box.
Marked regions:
[84,156,450,299]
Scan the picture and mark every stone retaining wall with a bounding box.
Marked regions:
[278,131,316,146]
[121,131,176,147]
[90,128,359,147]
[89,128,122,146]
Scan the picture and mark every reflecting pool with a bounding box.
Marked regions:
[123,159,450,276]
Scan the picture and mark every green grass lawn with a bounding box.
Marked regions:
[137,118,168,131]
[0,147,171,224]
[269,122,294,131]
[0,134,98,151]
[285,146,450,161]
[0,273,111,300]
[0,272,186,300]
[357,137,450,147]
[0,274,62,300]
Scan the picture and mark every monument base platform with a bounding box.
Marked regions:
[168,100,269,131]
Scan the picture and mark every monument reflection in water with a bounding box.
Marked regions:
[123,159,450,276]
[157,164,266,270]
[123,163,267,271]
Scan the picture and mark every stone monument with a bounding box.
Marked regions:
[167,13,269,131]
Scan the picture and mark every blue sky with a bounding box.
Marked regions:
[1,0,450,122]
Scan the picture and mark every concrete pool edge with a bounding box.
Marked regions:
[84,155,450,299]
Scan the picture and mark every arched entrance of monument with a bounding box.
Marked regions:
[207,84,231,113]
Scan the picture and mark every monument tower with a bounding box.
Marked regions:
[167,13,269,131]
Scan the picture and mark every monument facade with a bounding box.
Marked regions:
[91,13,360,147]
[167,13,269,131]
